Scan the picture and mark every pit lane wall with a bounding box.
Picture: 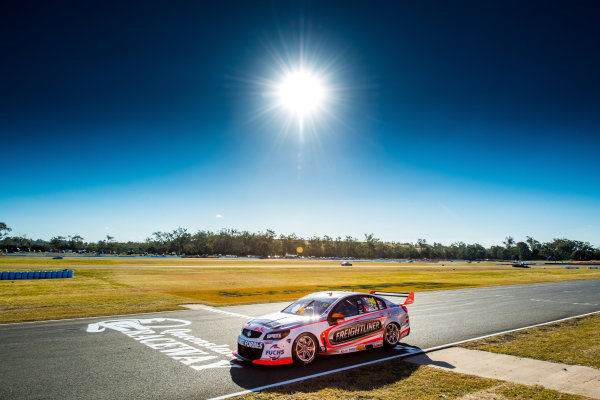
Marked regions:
[0,270,74,280]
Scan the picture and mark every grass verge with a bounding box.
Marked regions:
[1,258,599,323]
[237,358,589,400]
[0,268,189,322]
[460,313,600,369]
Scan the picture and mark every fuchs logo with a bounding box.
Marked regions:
[265,344,285,360]
[329,319,383,345]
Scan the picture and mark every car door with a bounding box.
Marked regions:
[325,295,385,350]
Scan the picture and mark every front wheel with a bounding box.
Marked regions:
[292,333,317,366]
[383,323,400,347]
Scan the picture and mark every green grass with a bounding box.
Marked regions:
[461,313,600,369]
[1,257,599,323]
[237,359,590,400]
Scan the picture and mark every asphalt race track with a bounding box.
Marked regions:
[1,279,599,399]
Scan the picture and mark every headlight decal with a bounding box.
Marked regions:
[264,330,290,340]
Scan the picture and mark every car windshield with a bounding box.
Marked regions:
[282,295,337,316]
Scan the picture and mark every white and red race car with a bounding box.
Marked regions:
[233,290,414,366]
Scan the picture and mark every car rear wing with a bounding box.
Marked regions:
[370,291,414,305]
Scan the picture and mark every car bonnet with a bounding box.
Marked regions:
[248,312,317,330]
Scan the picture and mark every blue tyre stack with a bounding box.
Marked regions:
[1,270,74,280]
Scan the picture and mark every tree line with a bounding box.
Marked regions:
[0,223,598,261]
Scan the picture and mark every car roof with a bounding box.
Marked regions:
[307,291,372,299]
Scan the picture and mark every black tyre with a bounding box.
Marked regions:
[383,323,400,347]
[292,333,318,366]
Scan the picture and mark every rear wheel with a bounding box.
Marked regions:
[292,333,317,366]
[383,323,400,347]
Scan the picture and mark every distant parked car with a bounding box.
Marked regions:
[341,261,352,266]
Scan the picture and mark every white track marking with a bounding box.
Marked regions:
[208,310,600,400]
[195,306,252,319]
[412,302,478,313]
[1,305,254,327]
[529,298,598,306]
[0,309,187,326]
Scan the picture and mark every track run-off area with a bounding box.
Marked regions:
[1,279,599,399]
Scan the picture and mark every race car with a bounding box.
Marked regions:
[233,290,413,366]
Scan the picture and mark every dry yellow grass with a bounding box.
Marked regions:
[0,256,422,267]
[0,268,189,322]
[461,313,600,368]
[1,257,599,323]
[238,359,588,400]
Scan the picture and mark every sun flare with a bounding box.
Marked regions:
[277,70,326,118]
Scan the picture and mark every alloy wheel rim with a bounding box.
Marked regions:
[385,324,399,344]
[296,336,316,361]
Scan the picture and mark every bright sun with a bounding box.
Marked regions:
[277,70,325,118]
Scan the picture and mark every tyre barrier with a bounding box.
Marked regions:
[564,266,580,269]
[0,270,74,280]
[588,266,599,269]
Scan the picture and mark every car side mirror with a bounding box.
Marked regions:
[329,313,345,326]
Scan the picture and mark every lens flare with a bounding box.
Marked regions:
[277,70,325,118]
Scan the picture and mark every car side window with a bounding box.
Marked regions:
[358,296,379,314]
[332,297,358,317]
[375,298,387,310]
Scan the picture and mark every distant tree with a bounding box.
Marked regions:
[487,245,504,260]
[417,238,431,258]
[571,241,594,261]
[515,242,531,260]
[2,226,600,261]
[431,242,446,259]
[69,235,84,251]
[171,227,191,254]
[526,236,542,259]
[49,236,67,250]
[0,222,11,240]
[344,236,357,258]
[105,235,115,252]
[503,236,515,259]
[364,233,379,259]
[465,243,486,260]
[450,242,467,259]
[190,230,214,255]
[308,236,322,257]
[323,235,335,257]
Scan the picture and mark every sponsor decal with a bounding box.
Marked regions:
[238,338,264,349]
[87,318,241,371]
[244,324,265,332]
[328,319,383,345]
[265,344,285,361]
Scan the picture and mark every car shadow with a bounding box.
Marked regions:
[403,350,456,369]
[229,344,444,393]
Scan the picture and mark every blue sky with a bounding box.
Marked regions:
[2,1,599,246]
